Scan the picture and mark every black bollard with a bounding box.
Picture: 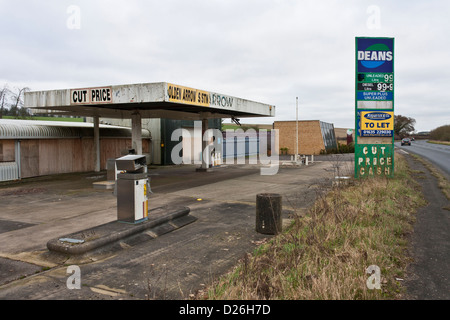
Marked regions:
[256,193,282,235]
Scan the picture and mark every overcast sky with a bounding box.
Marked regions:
[1,0,449,132]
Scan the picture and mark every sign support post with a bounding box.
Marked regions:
[355,37,395,178]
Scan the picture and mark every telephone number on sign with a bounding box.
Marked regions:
[361,130,393,136]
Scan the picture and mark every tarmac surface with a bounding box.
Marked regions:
[0,156,349,300]
[402,152,450,300]
[395,140,450,179]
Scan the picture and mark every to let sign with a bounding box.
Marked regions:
[359,111,394,137]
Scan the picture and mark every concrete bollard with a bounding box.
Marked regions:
[256,193,282,235]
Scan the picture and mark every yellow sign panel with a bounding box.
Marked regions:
[167,83,210,107]
[360,111,394,137]
[144,200,148,218]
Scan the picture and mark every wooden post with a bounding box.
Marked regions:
[256,193,282,235]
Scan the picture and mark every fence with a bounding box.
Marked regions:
[0,162,19,182]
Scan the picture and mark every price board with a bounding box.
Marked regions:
[357,73,393,83]
[357,82,393,92]
[356,37,394,110]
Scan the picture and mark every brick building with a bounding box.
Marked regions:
[274,120,337,155]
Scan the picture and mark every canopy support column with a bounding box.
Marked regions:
[131,111,143,155]
[93,116,100,172]
[196,116,211,172]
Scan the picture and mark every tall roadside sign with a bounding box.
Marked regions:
[355,37,395,178]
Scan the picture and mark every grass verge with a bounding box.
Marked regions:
[410,154,450,200]
[427,140,450,146]
[203,153,426,300]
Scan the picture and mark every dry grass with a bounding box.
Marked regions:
[427,140,450,146]
[203,153,426,300]
[411,154,450,200]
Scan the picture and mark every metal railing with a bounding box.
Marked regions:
[0,162,19,182]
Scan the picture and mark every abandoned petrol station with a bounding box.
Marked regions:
[0,82,339,182]
[0,82,339,256]
[2,82,277,251]
[22,82,275,172]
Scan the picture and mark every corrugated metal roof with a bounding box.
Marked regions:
[0,119,150,139]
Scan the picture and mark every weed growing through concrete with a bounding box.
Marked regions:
[146,263,168,300]
[204,153,425,300]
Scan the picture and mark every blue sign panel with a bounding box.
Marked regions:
[357,38,394,73]
[357,91,393,101]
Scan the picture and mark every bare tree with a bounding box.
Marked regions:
[12,86,30,108]
[9,86,31,118]
[0,84,11,119]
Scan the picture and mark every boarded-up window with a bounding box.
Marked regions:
[0,140,15,162]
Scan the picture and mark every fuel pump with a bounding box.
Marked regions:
[115,155,150,223]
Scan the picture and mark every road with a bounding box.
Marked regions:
[395,140,450,178]
[396,139,450,299]
[402,153,450,300]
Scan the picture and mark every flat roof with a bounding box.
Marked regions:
[24,82,275,120]
[0,119,150,139]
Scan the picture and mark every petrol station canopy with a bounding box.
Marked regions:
[24,82,275,120]
[24,82,275,171]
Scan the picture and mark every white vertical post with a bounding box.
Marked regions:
[196,116,212,172]
[201,117,209,169]
[15,140,21,179]
[295,97,299,163]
